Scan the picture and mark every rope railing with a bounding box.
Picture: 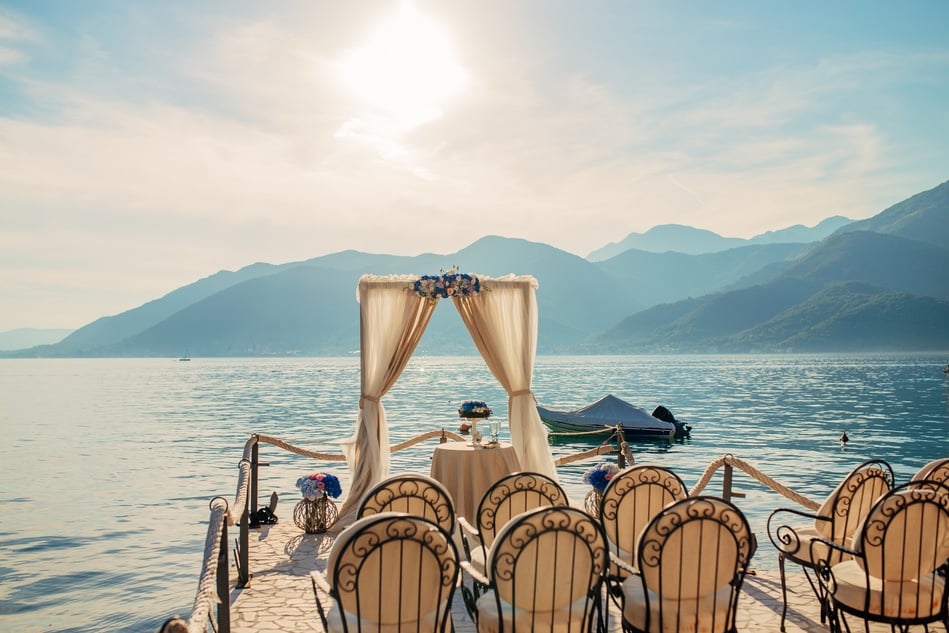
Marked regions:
[162,429,472,633]
[159,497,229,633]
[161,433,821,633]
[690,453,820,510]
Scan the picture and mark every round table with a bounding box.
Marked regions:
[430,441,522,521]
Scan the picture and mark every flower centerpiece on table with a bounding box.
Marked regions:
[458,400,492,446]
[582,462,619,514]
[458,400,493,419]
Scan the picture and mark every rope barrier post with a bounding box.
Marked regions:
[250,438,259,515]
[217,520,231,633]
[614,425,633,469]
[721,461,746,503]
[722,463,734,503]
[237,498,250,588]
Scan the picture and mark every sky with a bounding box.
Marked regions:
[1,1,948,331]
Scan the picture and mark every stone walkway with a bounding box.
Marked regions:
[228,519,945,632]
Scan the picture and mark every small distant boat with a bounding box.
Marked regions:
[943,364,949,375]
[537,394,691,439]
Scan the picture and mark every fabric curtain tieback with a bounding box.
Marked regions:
[510,389,534,399]
[359,395,381,409]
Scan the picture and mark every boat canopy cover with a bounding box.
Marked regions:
[539,394,674,431]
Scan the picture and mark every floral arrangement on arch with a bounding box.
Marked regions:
[296,472,343,500]
[458,400,493,419]
[583,462,619,492]
[413,271,480,299]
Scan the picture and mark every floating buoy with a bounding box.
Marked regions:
[840,431,849,448]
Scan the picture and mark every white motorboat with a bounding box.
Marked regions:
[537,394,690,439]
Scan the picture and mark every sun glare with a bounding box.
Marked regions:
[338,5,467,132]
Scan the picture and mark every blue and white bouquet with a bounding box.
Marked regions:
[296,472,343,500]
[583,462,619,492]
[458,400,493,418]
[414,272,480,299]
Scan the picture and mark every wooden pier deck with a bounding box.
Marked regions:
[225,518,946,633]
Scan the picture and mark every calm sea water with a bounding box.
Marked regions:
[1,354,948,632]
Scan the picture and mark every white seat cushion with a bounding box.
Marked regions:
[325,603,451,633]
[620,576,734,633]
[781,524,849,566]
[831,559,946,619]
[467,544,487,576]
[474,591,591,633]
[606,534,637,572]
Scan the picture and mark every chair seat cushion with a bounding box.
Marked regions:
[467,544,487,576]
[326,604,452,633]
[831,559,946,620]
[620,576,734,633]
[781,524,849,566]
[474,591,591,633]
[606,535,636,573]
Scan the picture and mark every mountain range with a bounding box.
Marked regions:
[5,179,949,357]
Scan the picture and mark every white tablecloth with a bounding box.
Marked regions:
[430,441,522,522]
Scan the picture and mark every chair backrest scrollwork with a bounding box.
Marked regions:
[326,512,459,632]
[814,459,893,564]
[487,506,608,631]
[357,473,456,535]
[854,480,949,582]
[599,465,688,573]
[912,457,949,486]
[475,471,569,551]
[637,496,756,632]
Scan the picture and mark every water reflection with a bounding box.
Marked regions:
[1,354,947,632]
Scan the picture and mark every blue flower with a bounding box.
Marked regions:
[413,272,480,299]
[458,400,492,418]
[296,472,343,499]
[582,462,619,492]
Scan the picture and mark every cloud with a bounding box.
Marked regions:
[2,2,948,329]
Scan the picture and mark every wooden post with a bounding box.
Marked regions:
[721,463,745,503]
[250,439,259,515]
[217,520,231,633]
[237,501,250,588]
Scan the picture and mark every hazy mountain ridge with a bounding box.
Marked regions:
[0,328,74,351]
[587,215,852,261]
[4,179,948,356]
[833,179,949,250]
[589,224,949,352]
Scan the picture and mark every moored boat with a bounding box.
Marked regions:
[537,394,691,439]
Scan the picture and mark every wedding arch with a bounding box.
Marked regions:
[337,272,558,518]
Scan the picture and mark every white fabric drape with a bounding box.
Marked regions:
[337,273,558,524]
[452,275,558,479]
[338,275,437,519]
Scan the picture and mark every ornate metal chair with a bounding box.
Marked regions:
[311,512,459,633]
[766,459,893,631]
[814,480,949,633]
[913,457,949,486]
[614,496,756,633]
[599,465,688,579]
[357,473,456,536]
[461,505,610,633]
[456,471,569,616]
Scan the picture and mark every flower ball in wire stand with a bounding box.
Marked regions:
[293,472,342,534]
[582,462,619,515]
[458,400,493,447]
